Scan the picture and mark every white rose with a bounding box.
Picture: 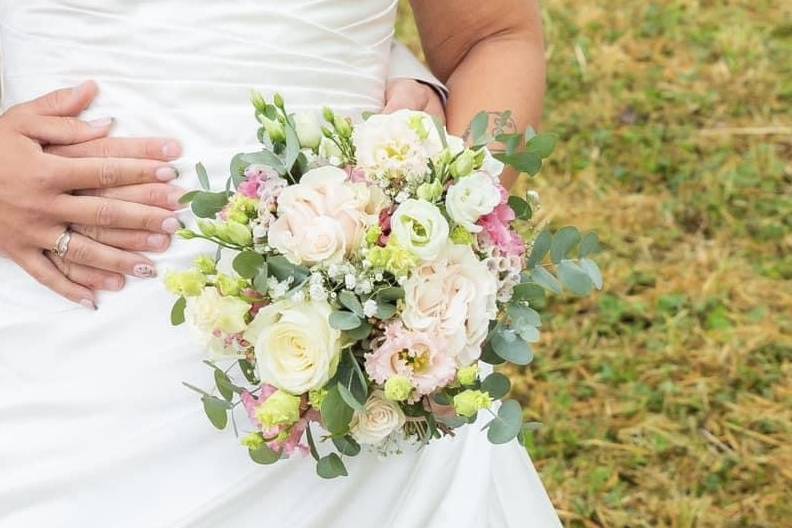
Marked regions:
[293,111,322,149]
[244,299,341,394]
[390,199,449,262]
[268,166,378,266]
[350,390,406,445]
[352,109,443,184]
[445,172,501,233]
[402,243,498,365]
[185,287,250,336]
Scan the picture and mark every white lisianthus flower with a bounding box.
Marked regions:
[318,137,343,165]
[268,166,380,266]
[445,172,501,233]
[244,299,341,394]
[390,199,449,262]
[350,390,406,445]
[185,287,250,335]
[402,243,498,365]
[293,112,322,149]
[352,109,443,185]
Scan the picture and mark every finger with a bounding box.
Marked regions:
[18,115,114,146]
[48,252,125,291]
[54,195,182,234]
[46,137,183,162]
[63,231,158,279]
[54,156,179,190]
[19,250,96,308]
[9,81,99,118]
[383,80,430,114]
[424,97,446,123]
[78,183,186,211]
[72,225,172,253]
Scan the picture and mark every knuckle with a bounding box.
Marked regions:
[99,140,116,159]
[99,160,120,187]
[94,200,115,227]
[76,224,100,241]
[69,240,91,263]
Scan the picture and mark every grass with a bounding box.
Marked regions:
[397,1,791,526]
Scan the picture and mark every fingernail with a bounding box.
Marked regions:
[80,299,97,310]
[87,117,114,128]
[72,81,92,97]
[161,217,181,233]
[155,167,178,181]
[162,141,182,160]
[147,234,169,249]
[104,277,123,290]
[133,264,156,278]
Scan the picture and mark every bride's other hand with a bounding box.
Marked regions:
[0,81,183,309]
[383,78,445,122]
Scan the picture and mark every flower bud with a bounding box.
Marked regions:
[322,106,335,123]
[450,150,476,179]
[225,221,253,246]
[293,112,322,149]
[194,255,217,275]
[456,365,479,386]
[197,219,217,237]
[254,390,301,429]
[216,273,242,296]
[250,90,267,113]
[177,229,196,240]
[273,92,284,109]
[453,389,492,417]
[384,375,413,402]
[261,116,286,144]
[334,115,352,138]
[416,180,443,202]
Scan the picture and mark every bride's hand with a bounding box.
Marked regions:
[0,81,183,309]
[383,78,445,121]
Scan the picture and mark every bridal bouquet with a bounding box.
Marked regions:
[167,93,602,478]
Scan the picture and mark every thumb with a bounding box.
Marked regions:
[11,80,99,118]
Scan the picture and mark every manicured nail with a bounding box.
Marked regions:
[133,264,156,278]
[147,234,169,249]
[87,117,114,128]
[161,217,181,233]
[72,81,93,97]
[162,141,182,160]
[155,167,178,181]
[80,299,97,310]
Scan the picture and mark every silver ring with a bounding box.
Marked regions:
[52,228,73,258]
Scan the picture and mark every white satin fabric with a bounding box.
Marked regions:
[0,1,562,527]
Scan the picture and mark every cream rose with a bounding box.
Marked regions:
[401,243,498,365]
[268,166,381,266]
[244,299,341,394]
[185,286,250,336]
[349,390,406,445]
[445,172,501,233]
[390,199,449,262]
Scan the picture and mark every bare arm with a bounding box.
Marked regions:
[410,0,545,187]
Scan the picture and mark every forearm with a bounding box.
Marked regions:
[446,36,545,188]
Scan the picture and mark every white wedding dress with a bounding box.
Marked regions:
[0,1,562,527]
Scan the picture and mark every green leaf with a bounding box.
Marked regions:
[321,385,355,435]
[376,286,405,302]
[178,190,200,204]
[531,266,562,294]
[238,358,259,384]
[494,151,542,175]
[486,399,523,444]
[230,153,251,188]
[202,395,230,430]
[253,266,269,293]
[316,453,348,479]
[432,116,448,149]
[344,320,373,341]
[480,339,506,366]
[196,162,210,190]
[332,435,361,457]
[550,226,581,263]
[526,230,551,268]
[507,304,541,328]
[482,372,511,399]
[491,328,534,365]
[191,191,229,218]
[526,133,558,159]
[580,231,601,257]
[337,382,365,412]
[558,260,594,296]
[214,369,234,401]
[249,444,280,465]
[284,123,300,170]
[329,310,362,331]
[241,150,286,175]
[170,296,186,326]
[233,251,265,279]
[470,111,490,145]
[495,133,522,156]
[580,257,603,290]
[507,196,532,220]
[432,392,452,405]
[375,302,397,320]
[511,283,545,304]
[267,255,309,283]
[338,291,364,317]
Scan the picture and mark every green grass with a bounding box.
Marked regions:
[398,1,791,526]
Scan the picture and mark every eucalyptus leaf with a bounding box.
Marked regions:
[253,266,269,293]
[202,395,230,430]
[486,399,523,444]
[432,115,448,149]
[550,226,581,263]
[580,257,603,289]
[249,443,280,465]
[494,151,542,175]
[170,296,186,326]
[329,311,362,331]
[511,283,545,304]
[376,286,405,302]
[232,251,265,279]
[284,123,300,170]
[230,153,251,188]
[526,133,558,159]
[580,232,602,257]
[241,150,286,175]
[558,260,594,296]
[238,358,259,384]
[178,190,200,204]
[316,453,348,479]
[531,266,562,294]
[491,328,534,365]
[482,372,511,399]
[375,302,397,320]
[344,320,372,341]
[480,339,506,365]
[337,382,365,411]
[191,191,229,219]
[507,304,541,328]
[321,385,354,435]
[526,230,551,268]
[196,162,210,190]
[338,291,364,317]
[332,435,361,457]
[517,326,541,343]
[214,369,234,402]
[267,255,309,283]
[507,196,532,220]
[470,111,490,145]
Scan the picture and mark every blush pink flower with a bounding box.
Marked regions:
[346,166,369,184]
[241,387,318,457]
[477,185,525,257]
[239,165,278,198]
[365,322,456,396]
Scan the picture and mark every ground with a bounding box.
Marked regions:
[397,1,791,526]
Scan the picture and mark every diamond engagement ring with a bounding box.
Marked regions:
[52,229,73,258]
